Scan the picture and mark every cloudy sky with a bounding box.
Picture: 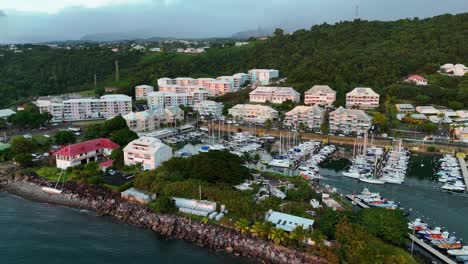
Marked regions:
[0,0,467,43]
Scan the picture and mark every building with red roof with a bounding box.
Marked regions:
[405,75,428,86]
[55,138,119,169]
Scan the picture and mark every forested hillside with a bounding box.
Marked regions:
[0,13,466,108]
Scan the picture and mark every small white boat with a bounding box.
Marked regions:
[41,186,62,195]
[448,246,468,256]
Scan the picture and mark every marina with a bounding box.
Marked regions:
[458,157,468,192]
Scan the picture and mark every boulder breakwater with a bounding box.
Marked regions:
[0,172,324,264]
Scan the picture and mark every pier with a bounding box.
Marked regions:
[408,234,456,264]
[458,157,468,192]
[345,195,369,208]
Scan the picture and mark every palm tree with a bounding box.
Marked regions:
[289,226,306,246]
[250,221,265,238]
[234,218,250,235]
[269,228,289,245]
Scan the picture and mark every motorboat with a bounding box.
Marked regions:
[424,231,450,241]
[442,181,466,193]
[447,246,468,256]
[408,218,428,231]
[418,226,442,235]
[437,241,462,250]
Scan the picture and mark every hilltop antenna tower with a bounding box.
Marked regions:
[355,4,360,20]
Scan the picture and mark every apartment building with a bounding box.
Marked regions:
[284,105,326,130]
[157,77,175,86]
[99,94,133,119]
[123,110,161,132]
[123,137,173,170]
[147,92,191,111]
[249,86,300,104]
[194,78,216,87]
[193,100,224,118]
[345,87,380,110]
[228,104,278,124]
[395,104,415,114]
[304,85,336,106]
[158,84,206,94]
[174,77,196,86]
[55,138,119,169]
[63,98,101,121]
[248,69,279,85]
[135,85,154,100]
[217,73,248,90]
[329,107,372,134]
[36,94,132,122]
[206,80,232,96]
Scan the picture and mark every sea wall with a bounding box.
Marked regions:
[0,174,325,264]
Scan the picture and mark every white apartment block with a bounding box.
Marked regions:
[329,107,372,134]
[124,137,173,171]
[193,100,224,118]
[159,84,206,94]
[36,94,132,122]
[249,87,300,104]
[284,105,326,130]
[248,69,279,85]
[157,77,175,86]
[147,92,190,111]
[304,85,336,106]
[99,94,133,120]
[345,87,380,110]
[135,85,154,100]
[217,73,248,90]
[228,104,278,124]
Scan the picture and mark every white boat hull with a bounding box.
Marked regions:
[359,177,385,184]
[41,187,62,195]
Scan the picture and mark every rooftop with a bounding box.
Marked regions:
[55,138,119,156]
[346,87,379,97]
[306,85,336,94]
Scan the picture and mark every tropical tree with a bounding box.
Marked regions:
[264,119,272,130]
[289,225,306,246]
[250,221,266,238]
[268,228,289,245]
[54,131,76,145]
[234,218,250,235]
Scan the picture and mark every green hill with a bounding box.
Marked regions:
[0,13,466,108]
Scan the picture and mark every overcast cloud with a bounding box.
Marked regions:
[0,0,467,43]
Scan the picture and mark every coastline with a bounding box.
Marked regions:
[0,174,324,264]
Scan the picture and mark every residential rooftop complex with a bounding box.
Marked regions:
[284,105,326,130]
[329,107,372,134]
[345,87,380,110]
[228,104,278,124]
[249,86,300,104]
[123,136,173,170]
[304,85,336,106]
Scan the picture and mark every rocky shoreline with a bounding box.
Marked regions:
[0,173,325,264]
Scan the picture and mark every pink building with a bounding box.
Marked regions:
[249,87,300,104]
[124,137,173,170]
[55,138,119,169]
[100,94,133,119]
[304,85,336,106]
[206,80,232,96]
[135,85,154,100]
[345,87,380,110]
[174,77,195,86]
[159,84,206,94]
[195,78,216,87]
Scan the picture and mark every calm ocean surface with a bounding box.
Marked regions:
[0,193,246,264]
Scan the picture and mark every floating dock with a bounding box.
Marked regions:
[458,157,468,192]
[408,234,456,264]
[345,195,369,208]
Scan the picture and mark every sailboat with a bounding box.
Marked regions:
[42,169,65,195]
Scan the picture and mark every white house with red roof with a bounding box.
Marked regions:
[405,75,428,86]
[55,138,119,169]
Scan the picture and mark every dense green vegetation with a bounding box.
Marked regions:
[1,14,466,109]
[84,116,138,146]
